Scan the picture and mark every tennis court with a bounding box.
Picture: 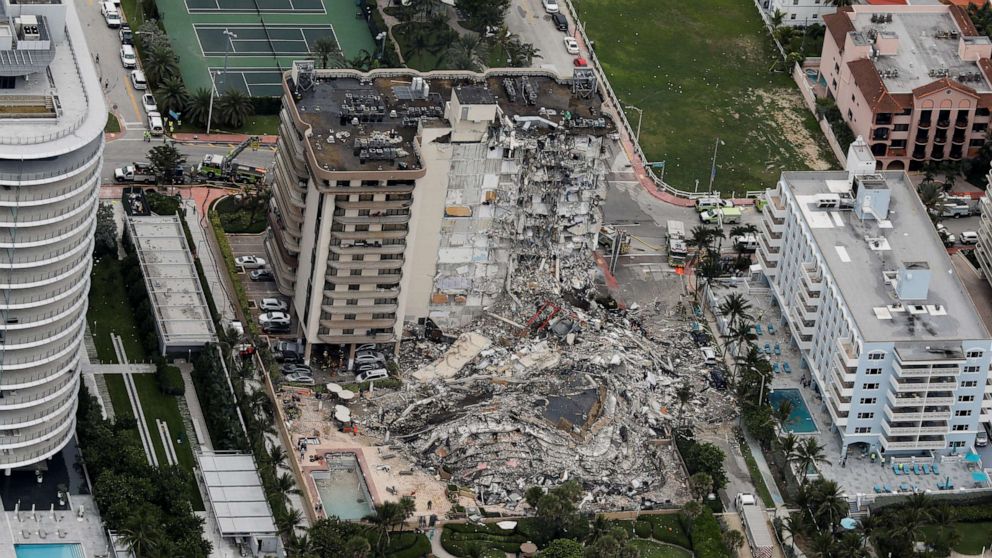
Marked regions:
[196,24,338,56]
[185,0,324,13]
[211,68,285,96]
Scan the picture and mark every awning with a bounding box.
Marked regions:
[337,390,356,401]
[326,382,343,393]
[965,453,982,463]
[840,518,858,530]
[496,521,517,530]
[334,406,351,423]
[971,471,989,483]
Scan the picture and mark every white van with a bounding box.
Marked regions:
[102,2,121,27]
[130,70,147,90]
[701,346,718,365]
[960,231,979,245]
[147,111,164,135]
[695,197,721,213]
[355,369,388,382]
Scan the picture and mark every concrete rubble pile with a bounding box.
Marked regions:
[371,286,736,511]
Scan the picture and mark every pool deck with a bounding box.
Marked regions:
[768,388,820,434]
[280,386,456,523]
[0,495,110,557]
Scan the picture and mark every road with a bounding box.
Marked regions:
[102,133,277,182]
[75,0,145,131]
[504,0,578,78]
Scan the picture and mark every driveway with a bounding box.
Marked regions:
[227,234,294,337]
[75,0,145,130]
[504,0,577,77]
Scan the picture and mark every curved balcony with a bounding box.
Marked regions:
[0,251,91,290]
[0,327,85,370]
[949,146,963,160]
[912,148,927,161]
[0,274,88,311]
[0,169,99,207]
[0,372,78,411]
[0,185,97,228]
[337,199,412,211]
[0,353,78,390]
[330,244,405,256]
[332,214,411,226]
[0,390,75,429]
[0,237,91,270]
[328,259,404,271]
[933,133,947,145]
[326,274,402,286]
[0,210,95,249]
[0,416,75,469]
[955,118,969,130]
[331,230,407,241]
[0,415,75,451]
[0,311,86,351]
[918,119,932,130]
[322,303,398,314]
[936,119,950,129]
[0,291,86,332]
[0,135,102,188]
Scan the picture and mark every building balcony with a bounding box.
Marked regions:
[323,289,399,301]
[330,244,405,256]
[320,318,396,330]
[884,405,950,422]
[332,214,411,226]
[267,212,301,256]
[794,289,819,318]
[0,277,87,312]
[322,303,398,315]
[937,119,951,129]
[880,437,946,451]
[331,230,408,241]
[761,218,783,242]
[328,259,404,271]
[830,376,853,398]
[0,391,74,429]
[881,421,948,436]
[886,391,955,407]
[955,118,969,129]
[949,146,963,160]
[757,248,778,275]
[0,211,94,250]
[800,262,823,292]
[336,199,412,211]
[836,338,859,367]
[317,332,395,345]
[325,274,402,286]
[888,375,957,393]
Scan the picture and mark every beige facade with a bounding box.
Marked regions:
[266,65,611,355]
[820,4,992,171]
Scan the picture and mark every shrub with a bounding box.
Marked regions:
[147,191,181,215]
[386,533,431,558]
[634,520,652,538]
[192,346,247,450]
[155,359,185,396]
[688,508,730,558]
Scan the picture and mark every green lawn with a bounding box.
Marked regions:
[87,258,147,363]
[104,373,204,510]
[575,0,835,194]
[922,522,992,555]
[629,539,693,558]
[174,114,280,136]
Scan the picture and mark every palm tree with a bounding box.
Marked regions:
[809,532,837,558]
[726,319,757,360]
[287,532,313,556]
[155,77,188,117]
[310,37,345,69]
[722,530,746,554]
[277,507,303,536]
[829,0,855,6]
[185,88,213,128]
[836,532,867,558]
[773,399,794,428]
[343,535,371,558]
[807,479,847,530]
[794,437,831,482]
[118,515,162,558]
[719,293,754,326]
[770,9,785,27]
[780,514,804,554]
[143,44,181,88]
[348,49,375,71]
[365,501,406,555]
[275,472,301,501]
[855,513,881,549]
[778,432,801,463]
[269,445,287,469]
[690,225,716,257]
[216,89,255,129]
[918,180,945,223]
[675,382,693,426]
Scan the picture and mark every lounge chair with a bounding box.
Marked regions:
[764,342,772,354]
[874,484,882,493]
[774,343,781,355]
[883,484,893,493]
[899,483,910,492]
[932,463,939,475]
[768,323,776,334]
[923,464,931,475]
[754,324,763,336]
[914,464,922,475]
[893,464,902,475]
[784,362,793,374]
[772,362,780,374]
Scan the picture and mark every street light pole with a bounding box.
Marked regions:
[376,31,387,60]
[207,29,238,135]
[708,137,724,193]
[625,105,643,145]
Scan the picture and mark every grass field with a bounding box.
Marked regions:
[176,114,280,135]
[922,522,992,555]
[629,539,693,558]
[88,258,148,363]
[105,373,204,510]
[574,0,835,194]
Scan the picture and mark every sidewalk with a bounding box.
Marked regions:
[182,198,236,323]
[171,133,278,145]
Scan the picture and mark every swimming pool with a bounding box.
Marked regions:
[312,452,374,521]
[769,388,818,433]
[14,544,84,558]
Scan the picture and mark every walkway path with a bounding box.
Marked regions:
[178,363,214,451]
[113,333,159,467]
[81,363,156,374]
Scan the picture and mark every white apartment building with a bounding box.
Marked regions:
[759,139,992,457]
[761,0,836,26]
[0,0,105,471]
[974,169,992,287]
[266,64,609,358]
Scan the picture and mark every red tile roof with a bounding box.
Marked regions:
[912,77,979,98]
[949,4,980,36]
[823,10,856,53]
[848,59,906,112]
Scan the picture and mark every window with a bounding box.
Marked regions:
[894,124,909,131]
[865,368,882,375]
[859,397,877,405]
[964,365,981,373]
[967,350,984,358]
[950,441,966,448]
[863,383,879,390]
[854,427,871,434]
[790,13,796,19]
[868,352,886,361]
[343,329,354,334]
[955,410,973,417]
[857,412,875,419]
[953,425,968,431]
[961,380,978,388]
[958,395,975,403]
[974,123,988,132]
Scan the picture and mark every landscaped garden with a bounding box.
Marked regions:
[88,257,148,363]
[215,194,268,234]
[575,0,835,194]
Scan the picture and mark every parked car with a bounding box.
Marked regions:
[259,312,290,326]
[263,322,290,334]
[141,93,157,115]
[272,340,303,362]
[709,368,727,390]
[147,112,164,136]
[119,24,133,45]
[542,0,559,13]
[977,430,989,448]
[250,268,274,281]
[355,369,389,382]
[102,1,121,27]
[355,352,386,364]
[960,231,979,245]
[281,363,312,375]
[284,373,315,385]
[563,37,579,55]
[701,346,717,365]
[130,70,147,90]
[551,12,568,32]
[356,344,378,353]
[259,298,288,311]
[235,255,267,269]
[120,45,136,69]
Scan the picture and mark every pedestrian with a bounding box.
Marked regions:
[427,500,432,510]
[95,53,99,63]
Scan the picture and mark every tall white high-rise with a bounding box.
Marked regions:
[0,0,105,472]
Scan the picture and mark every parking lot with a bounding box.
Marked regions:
[226,233,294,336]
[504,0,580,78]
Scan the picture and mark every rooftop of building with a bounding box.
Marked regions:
[0,0,104,157]
[779,169,989,342]
[127,215,217,348]
[846,6,992,94]
[286,69,612,173]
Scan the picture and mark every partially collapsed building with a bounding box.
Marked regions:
[265,63,611,357]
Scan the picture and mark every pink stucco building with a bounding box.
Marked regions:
[820,4,992,170]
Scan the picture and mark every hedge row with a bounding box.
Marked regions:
[156,359,184,396]
[441,523,527,556]
[644,514,692,550]
[192,346,247,450]
[209,210,257,336]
